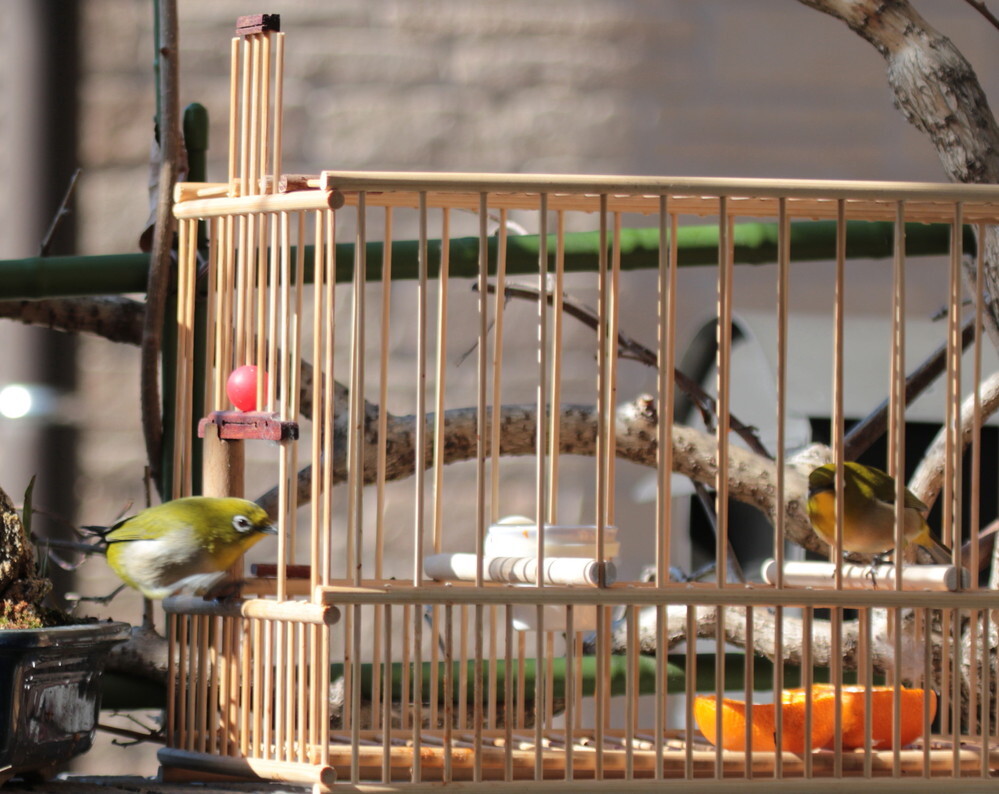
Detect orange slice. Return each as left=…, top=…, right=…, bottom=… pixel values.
left=807, top=684, right=937, bottom=750
left=693, top=690, right=837, bottom=754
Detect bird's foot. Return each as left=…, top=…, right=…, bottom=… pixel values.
left=67, top=583, right=127, bottom=606
left=865, top=553, right=893, bottom=589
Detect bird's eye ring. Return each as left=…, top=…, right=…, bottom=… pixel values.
left=233, top=515, right=253, bottom=533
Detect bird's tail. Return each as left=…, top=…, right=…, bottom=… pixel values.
left=915, top=532, right=953, bottom=565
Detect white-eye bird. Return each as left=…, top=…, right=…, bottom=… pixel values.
left=807, top=462, right=951, bottom=564
left=95, top=497, right=277, bottom=599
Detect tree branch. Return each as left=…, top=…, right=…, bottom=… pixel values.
left=797, top=0, right=999, bottom=348
left=256, top=395, right=822, bottom=554
left=909, top=369, right=999, bottom=508
left=607, top=603, right=936, bottom=683
left=963, top=0, right=999, bottom=33
left=141, top=0, right=184, bottom=492
left=0, top=296, right=145, bottom=344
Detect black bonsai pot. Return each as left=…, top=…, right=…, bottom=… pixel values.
left=0, top=621, right=131, bottom=785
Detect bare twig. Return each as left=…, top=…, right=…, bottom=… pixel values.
left=963, top=0, right=999, bottom=33
left=482, top=280, right=772, bottom=459
left=38, top=168, right=81, bottom=257
left=844, top=315, right=977, bottom=459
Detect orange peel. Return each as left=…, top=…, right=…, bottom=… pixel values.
left=810, top=684, right=937, bottom=750
left=693, top=689, right=837, bottom=754
left=694, top=685, right=937, bottom=754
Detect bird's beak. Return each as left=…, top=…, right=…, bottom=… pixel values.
left=261, top=524, right=279, bottom=535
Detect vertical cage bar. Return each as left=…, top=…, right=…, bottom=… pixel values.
left=410, top=192, right=429, bottom=782
left=321, top=208, right=336, bottom=588
left=227, top=37, right=239, bottom=187
left=429, top=206, right=450, bottom=734
left=443, top=603, right=454, bottom=783
left=285, top=621, right=296, bottom=762
left=432, top=207, right=450, bottom=560
left=606, top=212, right=620, bottom=540
left=596, top=193, right=609, bottom=571
left=775, top=198, right=789, bottom=584
left=489, top=210, right=508, bottom=524
left=548, top=209, right=565, bottom=523
left=944, top=204, right=964, bottom=561
left=348, top=195, right=367, bottom=781
left=270, top=32, right=284, bottom=191
left=204, top=221, right=218, bottom=424
left=713, top=603, right=724, bottom=779
left=475, top=193, right=491, bottom=781
left=459, top=607, right=468, bottom=733
left=773, top=603, right=784, bottom=779
left=264, top=213, right=278, bottom=412
left=975, top=225, right=988, bottom=777
left=952, top=606, right=962, bottom=775
left=657, top=202, right=676, bottom=586
left=296, top=622, right=307, bottom=762
left=237, top=37, right=250, bottom=194
left=833, top=200, right=846, bottom=585
left=743, top=604, right=754, bottom=778
left=625, top=605, right=637, bottom=780
left=565, top=604, right=575, bottom=780
left=716, top=202, right=732, bottom=587
left=195, top=614, right=210, bottom=753
left=982, top=609, right=991, bottom=776
left=262, top=620, right=274, bottom=760
left=401, top=604, right=411, bottom=732
left=593, top=193, right=609, bottom=783
left=487, top=606, right=498, bottom=730
left=382, top=605, right=393, bottom=782
left=287, top=213, right=305, bottom=560
left=372, top=206, right=394, bottom=734
left=414, top=191, right=428, bottom=587
left=861, top=608, right=872, bottom=778
left=889, top=202, right=905, bottom=583
left=229, top=618, right=243, bottom=756
left=504, top=605, right=514, bottom=782
left=167, top=613, right=177, bottom=746
left=256, top=32, right=270, bottom=193
left=348, top=193, right=367, bottom=584
left=476, top=192, right=489, bottom=585
left=654, top=602, right=665, bottom=780
left=309, top=210, right=324, bottom=593
left=684, top=605, right=695, bottom=780
left=207, top=615, right=220, bottom=756
left=246, top=36, right=260, bottom=196
left=803, top=606, right=813, bottom=778
left=251, top=618, right=263, bottom=756
left=534, top=194, right=549, bottom=780
left=973, top=224, right=985, bottom=584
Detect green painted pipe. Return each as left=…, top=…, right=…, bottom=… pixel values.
left=0, top=222, right=973, bottom=301
left=328, top=653, right=866, bottom=702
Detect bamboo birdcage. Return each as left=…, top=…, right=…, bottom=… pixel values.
left=159, top=13, right=999, bottom=793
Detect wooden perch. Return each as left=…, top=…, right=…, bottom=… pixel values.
left=424, top=553, right=615, bottom=586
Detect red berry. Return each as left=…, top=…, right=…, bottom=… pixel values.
left=227, top=365, right=267, bottom=411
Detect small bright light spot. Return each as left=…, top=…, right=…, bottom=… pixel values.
left=0, top=385, right=33, bottom=419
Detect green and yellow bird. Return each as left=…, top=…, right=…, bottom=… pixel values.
left=807, top=462, right=951, bottom=564
left=97, top=496, right=277, bottom=599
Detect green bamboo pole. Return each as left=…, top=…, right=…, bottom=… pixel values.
left=0, top=222, right=974, bottom=301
